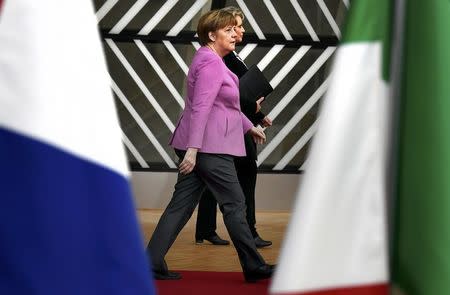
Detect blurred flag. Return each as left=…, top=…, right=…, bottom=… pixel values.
left=0, top=1, right=154, bottom=294
left=271, top=1, right=391, bottom=294
left=272, top=0, right=450, bottom=294
left=392, top=1, right=450, bottom=294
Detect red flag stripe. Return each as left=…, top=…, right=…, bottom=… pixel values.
left=275, top=283, right=389, bottom=295
left=0, top=0, right=3, bottom=13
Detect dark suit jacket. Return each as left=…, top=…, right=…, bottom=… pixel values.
left=223, top=52, right=265, bottom=160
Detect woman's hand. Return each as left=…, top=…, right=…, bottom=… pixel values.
left=261, top=116, right=272, bottom=128
left=179, top=148, right=198, bottom=175
left=249, top=126, right=266, bottom=144
left=255, top=97, right=264, bottom=113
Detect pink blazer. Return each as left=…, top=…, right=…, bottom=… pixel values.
left=169, top=47, right=253, bottom=157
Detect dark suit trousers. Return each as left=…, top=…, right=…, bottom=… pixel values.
left=147, top=151, right=265, bottom=273
left=196, top=156, right=258, bottom=238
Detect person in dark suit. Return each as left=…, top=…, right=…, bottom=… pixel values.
left=195, top=6, right=273, bottom=248
left=147, top=9, right=274, bottom=282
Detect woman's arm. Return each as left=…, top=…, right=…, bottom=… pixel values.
left=241, top=111, right=253, bottom=134
left=179, top=147, right=198, bottom=175
left=241, top=112, right=266, bottom=144
left=186, top=57, right=223, bottom=149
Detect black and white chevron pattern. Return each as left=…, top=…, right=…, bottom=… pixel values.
left=94, top=0, right=349, bottom=172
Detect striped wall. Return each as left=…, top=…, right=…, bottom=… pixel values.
left=94, top=0, right=349, bottom=172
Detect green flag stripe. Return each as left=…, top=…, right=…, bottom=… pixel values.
left=342, top=1, right=389, bottom=42
left=393, top=1, right=450, bottom=294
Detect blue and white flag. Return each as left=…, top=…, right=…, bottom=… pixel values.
left=0, top=1, right=155, bottom=294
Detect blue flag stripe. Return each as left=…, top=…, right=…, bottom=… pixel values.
left=0, top=127, right=154, bottom=295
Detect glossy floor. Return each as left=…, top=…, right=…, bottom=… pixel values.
left=138, top=210, right=290, bottom=272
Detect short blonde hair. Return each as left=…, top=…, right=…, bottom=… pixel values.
left=220, top=6, right=244, bottom=21
left=197, top=10, right=237, bottom=46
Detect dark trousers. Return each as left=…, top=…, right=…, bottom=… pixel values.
left=147, top=151, right=265, bottom=272
left=196, top=156, right=258, bottom=238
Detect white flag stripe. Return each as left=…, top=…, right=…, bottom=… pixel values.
left=191, top=41, right=201, bottom=51
left=290, top=0, right=320, bottom=41
left=271, top=43, right=389, bottom=293
left=0, top=0, right=128, bottom=176
left=111, top=79, right=177, bottom=168
left=135, top=40, right=185, bottom=108
left=121, top=131, right=150, bottom=168
left=163, top=41, right=189, bottom=75
left=257, top=79, right=328, bottom=165
left=273, top=121, right=318, bottom=170
left=236, top=0, right=266, bottom=40
left=138, top=0, right=179, bottom=35
left=166, top=0, right=208, bottom=36
left=270, top=46, right=311, bottom=89
left=106, top=39, right=175, bottom=132
left=95, top=0, right=119, bottom=22
left=316, top=0, right=342, bottom=39
left=257, top=45, right=285, bottom=71
left=268, top=47, right=335, bottom=121
left=263, top=0, right=293, bottom=40
left=237, top=43, right=258, bottom=60
left=109, top=0, right=149, bottom=34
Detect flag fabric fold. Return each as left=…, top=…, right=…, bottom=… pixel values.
left=270, top=1, right=391, bottom=294
left=0, top=0, right=154, bottom=294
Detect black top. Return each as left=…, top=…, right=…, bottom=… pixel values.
left=223, top=52, right=265, bottom=124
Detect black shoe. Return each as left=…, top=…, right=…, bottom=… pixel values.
left=196, top=234, right=230, bottom=245
left=243, top=264, right=275, bottom=283
left=254, top=236, right=272, bottom=248
left=153, top=269, right=182, bottom=280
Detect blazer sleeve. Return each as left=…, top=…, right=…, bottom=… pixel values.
left=186, top=58, right=223, bottom=149
left=241, top=112, right=253, bottom=134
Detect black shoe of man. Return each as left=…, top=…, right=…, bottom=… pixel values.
left=195, top=234, right=230, bottom=245
left=254, top=236, right=272, bottom=248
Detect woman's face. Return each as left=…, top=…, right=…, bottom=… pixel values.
left=234, top=16, right=245, bottom=43
left=211, top=24, right=237, bottom=55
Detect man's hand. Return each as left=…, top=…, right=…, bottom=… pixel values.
left=179, top=148, right=198, bottom=175
left=249, top=126, right=266, bottom=144
left=255, top=97, right=264, bottom=113
left=261, top=116, right=272, bottom=128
